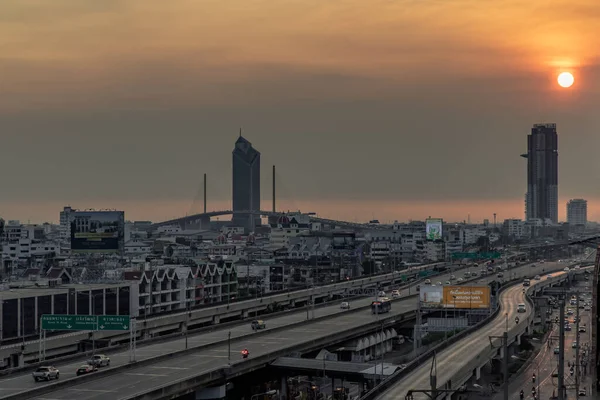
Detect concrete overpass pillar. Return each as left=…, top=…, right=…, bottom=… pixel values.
left=18, top=352, right=24, bottom=368
left=242, top=310, right=249, bottom=319
left=213, top=315, right=220, bottom=324
left=475, top=366, right=481, bottom=380
left=200, top=215, right=211, bottom=230
left=516, top=334, right=521, bottom=345
left=280, top=376, right=288, bottom=400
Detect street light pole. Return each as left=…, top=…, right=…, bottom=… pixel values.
left=92, top=295, right=96, bottom=355
left=185, top=304, right=190, bottom=350
left=228, top=331, right=231, bottom=364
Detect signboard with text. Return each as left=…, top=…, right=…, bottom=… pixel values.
left=425, top=218, right=443, bottom=241
left=98, top=315, right=130, bottom=331
left=41, top=315, right=97, bottom=331
left=442, top=286, right=491, bottom=309
left=41, top=314, right=130, bottom=331
left=418, top=285, right=491, bottom=309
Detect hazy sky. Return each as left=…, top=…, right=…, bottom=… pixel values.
left=2, top=0, right=599, bottom=223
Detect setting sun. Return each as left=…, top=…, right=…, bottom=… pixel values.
left=557, top=72, right=574, bottom=88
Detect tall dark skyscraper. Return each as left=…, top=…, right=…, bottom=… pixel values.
left=232, top=133, right=261, bottom=230
left=521, top=123, right=558, bottom=223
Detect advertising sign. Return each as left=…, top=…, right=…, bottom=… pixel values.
left=71, top=211, right=125, bottom=253
left=426, top=218, right=443, bottom=241
left=332, top=232, right=356, bottom=250
left=419, top=285, right=443, bottom=309
left=442, top=286, right=491, bottom=309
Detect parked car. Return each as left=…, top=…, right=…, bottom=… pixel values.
left=88, top=354, right=110, bottom=367
left=251, top=319, right=266, bottom=330
left=32, top=366, right=59, bottom=382
left=76, top=364, right=97, bottom=376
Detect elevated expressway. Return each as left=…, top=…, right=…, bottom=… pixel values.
left=0, top=262, right=574, bottom=400
left=0, top=263, right=446, bottom=364
left=374, top=269, right=582, bottom=399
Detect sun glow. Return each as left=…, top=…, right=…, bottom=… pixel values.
left=557, top=72, right=574, bottom=88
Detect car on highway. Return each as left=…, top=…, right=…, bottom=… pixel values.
left=424, top=280, right=431, bottom=285
left=534, top=275, right=541, bottom=280
left=497, top=272, right=504, bottom=278
left=579, top=325, right=586, bottom=333
left=378, top=291, right=387, bottom=297
left=554, top=347, right=560, bottom=355
left=457, top=278, right=464, bottom=283
left=564, top=267, right=570, bottom=272
left=517, top=303, right=526, bottom=313
left=32, top=366, right=59, bottom=382
left=445, top=281, right=451, bottom=285
left=340, top=301, right=350, bottom=309
left=88, top=354, right=110, bottom=367
left=436, top=281, right=442, bottom=286
left=251, top=320, right=266, bottom=330
left=565, top=324, right=572, bottom=331
left=579, top=387, right=587, bottom=396
left=391, top=290, right=400, bottom=298
left=572, top=341, right=578, bottom=349
left=450, top=275, right=456, bottom=280
left=585, top=305, right=591, bottom=311
left=76, top=364, right=97, bottom=376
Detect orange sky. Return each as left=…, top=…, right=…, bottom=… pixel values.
left=2, top=0, right=598, bottom=112
left=1, top=0, right=599, bottom=224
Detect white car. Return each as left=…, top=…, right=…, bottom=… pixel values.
left=378, top=291, right=386, bottom=297
left=564, top=267, right=570, bottom=272
left=391, top=290, right=400, bottom=298
left=424, top=279, right=431, bottom=285
left=534, top=275, right=541, bottom=280
left=340, top=301, right=350, bottom=310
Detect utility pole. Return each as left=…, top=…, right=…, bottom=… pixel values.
left=503, top=331, right=509, bottom=400
left=576, top=295, right=581, bottom=400
left=488, top=331, right=509, bottom=400
left=559, top=299, right=566, bottom=400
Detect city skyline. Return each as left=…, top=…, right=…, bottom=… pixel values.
left=1, top=0, right=599, bottom=224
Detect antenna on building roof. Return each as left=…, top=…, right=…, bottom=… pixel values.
left=239, top=128, right=242, bottom=137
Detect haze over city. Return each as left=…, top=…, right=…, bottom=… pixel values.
left=2, top=0, right=599, bottom=223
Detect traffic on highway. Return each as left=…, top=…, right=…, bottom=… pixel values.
left=374, top=262, right=583, bottom=400
left=0, top=260, right=575, bottom=400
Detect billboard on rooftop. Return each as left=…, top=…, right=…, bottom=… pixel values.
left=70, top=211, right=124, bottom=254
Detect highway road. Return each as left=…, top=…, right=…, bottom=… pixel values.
left=499, top=279, right=594, bottom=400
left=375, top=270, right=566, bottom=400
left=0, top=261, right=567, bottom=400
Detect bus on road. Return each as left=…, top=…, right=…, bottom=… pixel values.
left=371, top=298, right=392, bottom=314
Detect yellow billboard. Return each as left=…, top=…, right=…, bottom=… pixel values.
left=442, top=286, right=490, bottom=309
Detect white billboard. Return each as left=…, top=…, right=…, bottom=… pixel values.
left=426, top=218, right=443, bottom=241
left=419, top=285, right=443, bottom=308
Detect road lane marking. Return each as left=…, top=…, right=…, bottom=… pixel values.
left=193, top=354, right=228, bottom=358
left=0, top=388, right=31, bottom=391
left=124, top=373, right=168, bottom=377
left=68, top=389, right=116, bottom=393
left=150, top=366, right=189, bottom=370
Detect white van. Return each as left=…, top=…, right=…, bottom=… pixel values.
left=517, top=303, right=526, bottom=313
